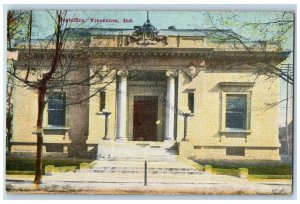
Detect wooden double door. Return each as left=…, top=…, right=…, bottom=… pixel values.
left=133, top=96, right=158, bottom=141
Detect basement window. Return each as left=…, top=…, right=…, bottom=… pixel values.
left=46, top=144, right=63, bottom=153
left=226, top=147, right=245, bottom=156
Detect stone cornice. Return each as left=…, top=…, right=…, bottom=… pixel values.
left=16, top=46, right=290, bottom=54
left=16, top=47, right=290, bottom=60
left=86, top=47, right=214, bottom=57
left=86, top=47, right=291, bottom=60
left=211, top=50, right=291, bottom=59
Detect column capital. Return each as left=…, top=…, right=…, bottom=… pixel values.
left=166, top=70, right=178, bottom=78
left=117, top=69, right=129, bottom=78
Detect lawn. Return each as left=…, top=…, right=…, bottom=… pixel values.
left=193, top=159, right=292, bottom=175
left=6, top=156, right=93, bottom=175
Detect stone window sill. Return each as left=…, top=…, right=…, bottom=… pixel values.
left=43, top=126, right=70, bottom=130
left=32, top=127, right=70, bottom=135
left=220, top=129, right=251, bottom=134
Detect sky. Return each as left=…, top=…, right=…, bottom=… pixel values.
left=32, top=11, right=293, bottom=44
left=29, top=10, right=294, bottom=127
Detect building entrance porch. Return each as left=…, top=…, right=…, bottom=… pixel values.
left=115, top=69, right=177, bottom=142
left=97, top=69, right=178, bottom=159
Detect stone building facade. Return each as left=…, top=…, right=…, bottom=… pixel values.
left=11, top=18, right=290, bottom=160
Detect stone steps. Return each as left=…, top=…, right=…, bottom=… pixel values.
left=78, top=159, right=203, bottom=176
left=93, top=167, right=196, bottom=171
left=93, top=160, right=184, bottom=167
left=92, top=142, right=206, bottom=180
left=105, top=156, right=177, bottom=162
left=77, top=167, right=203, bottom=175
left=97, top=142, right=178, bottom=161
left=78, top=170, right=203, bottom=175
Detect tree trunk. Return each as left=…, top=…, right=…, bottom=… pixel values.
left=6, top=115, right=12, bottom=153
left=6, top=83, right=14, bottom=153
left=34, top=87, right=46, bottom=185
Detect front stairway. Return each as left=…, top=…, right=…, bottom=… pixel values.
left=39, top=142, right=246, bottom=186
left=72, top=141, right=208, bottom=184
left=97, top=141, right=179, bottom=162
left=82, top=160, right=203, bottom=175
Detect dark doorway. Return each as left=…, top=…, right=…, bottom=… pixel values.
left=133, top=96, right=158, bottom=141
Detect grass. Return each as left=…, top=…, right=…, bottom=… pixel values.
left=212, top=168, right=239, bottom=177
left=6, top=170, right=35, bottom=175
left=248, top=175, right=292, bottom=179
left=194, top=159, right=292, bottom=175
left=6, top=157, right=93, bottom=175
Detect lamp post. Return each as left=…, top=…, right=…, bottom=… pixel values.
left=181, top=112, right=193, bottom=141
left=102, top=110, right=111, bottom=140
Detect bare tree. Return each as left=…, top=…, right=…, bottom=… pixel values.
left=205, top=11, right=294, bottom=85
left=7, top=10, right=117, bottom=185
left=6, top=10, right=33, bottom=153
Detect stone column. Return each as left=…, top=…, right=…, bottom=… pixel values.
left=165, top=70, right=177, bottom=141
left=116, top=70, right=128, bottom=141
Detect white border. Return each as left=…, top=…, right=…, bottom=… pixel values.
left=1, top=1, right=298, bottom=202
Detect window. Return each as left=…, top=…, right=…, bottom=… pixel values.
left=48, top=92, right=66, bottom=126
left=188, top=92, right=194, bottom=113
left=219, top=82, right=253, bottom=133
left=100, top=91, right=106, bottom=111
left=226, top=95, right=247, bottom=129
left=226, top=147, right=245, bottom=156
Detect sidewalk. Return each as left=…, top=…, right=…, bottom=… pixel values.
left=6, top=172, right=292, bottom=195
